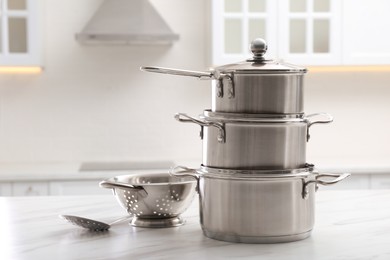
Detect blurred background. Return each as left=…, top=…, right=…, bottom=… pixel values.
left=0, top=0, right=389, bottom=195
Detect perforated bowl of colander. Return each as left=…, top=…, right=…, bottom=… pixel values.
left=99, top=173, right=197, bottom=228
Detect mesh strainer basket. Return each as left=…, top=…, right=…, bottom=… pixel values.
left=99, top=172, right=197, bottom=228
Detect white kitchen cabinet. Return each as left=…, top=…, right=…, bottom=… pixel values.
left=212, top=0, right=390, bottom=65
left=212, top=0, right=278, bottom=65
left=278, top=0, right=342, bottom=65
left=342, top=0, right=390, bottom=64
left=12, top=181, right=49, bottom=196
left=49, top=181, right=109, bottom=196
left=371, top=174, right=390, bottom=189
left=0, top=0, right=41, bottom=66
left=0, top=182, right=12, bottom=196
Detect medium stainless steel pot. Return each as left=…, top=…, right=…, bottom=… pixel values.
left=175, top=111, right=333, bottom=170
left=171, top=165, right=350, bottom=243
left=141, top=38, right=307, bottom=114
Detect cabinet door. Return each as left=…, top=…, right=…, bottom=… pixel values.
left=342, top=0, right=390, bottom=64
left=49, top=181, right=109, bottom=195
left=0, top=182, right=12, bottom=196
left=371, top=174, right=390, bottom=189
left=13, top=182, right=49, bottom=196
left=212, top=0, right=278, bottom=65
left=0, top=0, right=41, bottom=66
left=278, top=0, right=342, bottom=65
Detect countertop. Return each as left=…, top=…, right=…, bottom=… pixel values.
left=2, top=190, right=390, bottom=259
left=0, top=160, right=389, bottom=182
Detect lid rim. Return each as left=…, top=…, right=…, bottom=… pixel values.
left=213, top=60, right=307, bottom=74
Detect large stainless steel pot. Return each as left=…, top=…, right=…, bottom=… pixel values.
left=141, top=38, right=307, bottom=114
left=171, top=165, right=350, bottom=243
left=175, top=111, right=333, bottom=170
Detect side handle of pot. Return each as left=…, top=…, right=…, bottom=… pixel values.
left=99, top=180, right=148, bottom=197
left=302, top=173, right=351, bottom=199
left=306, top=113, right=334, bottom=141
left=174, top=113, right=226, bottom=143
left=140, top=66, right=214, bottom=80
left=170, top=165, right=200, bottom=193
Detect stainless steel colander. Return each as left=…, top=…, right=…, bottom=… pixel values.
left=99, top=172, right=197, bottom=228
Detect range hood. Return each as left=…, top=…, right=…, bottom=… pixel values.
left=76, top=0, right=179, bottom=44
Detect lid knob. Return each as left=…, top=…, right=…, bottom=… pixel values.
left=250, top=38, right=267, bottom=61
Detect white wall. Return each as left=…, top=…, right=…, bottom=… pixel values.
left=305, top=71, right=390, bottom=168
left=0, top=0, right=389, bottom=169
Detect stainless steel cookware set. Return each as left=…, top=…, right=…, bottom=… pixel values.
left=138, top=38, right=349, bottom=243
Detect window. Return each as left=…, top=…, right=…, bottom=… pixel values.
left=0, top=0, right=41, bottom=66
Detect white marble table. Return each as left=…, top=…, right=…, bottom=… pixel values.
left=2, top=190, right=390, bottom=259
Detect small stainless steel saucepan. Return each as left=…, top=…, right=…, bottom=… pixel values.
left=141, top=38, right=307, bottom=114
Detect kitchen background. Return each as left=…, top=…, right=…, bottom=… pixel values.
left=0, top=0, right=390, bottom=195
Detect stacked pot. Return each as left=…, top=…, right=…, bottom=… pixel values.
left=141, top=38, right=349, bottom=243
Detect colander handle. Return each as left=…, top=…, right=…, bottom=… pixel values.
left=99, top=180, right=148, bottom=197
left=170, top=165, right=199, bottom=180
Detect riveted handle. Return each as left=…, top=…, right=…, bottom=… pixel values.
left=306, top=113, right=334, bottom=141
left=175, top=113, right=226, bottom=143
left=99, top=180, right=148, bottom=197
left=302, top=173, right=350, bottom=199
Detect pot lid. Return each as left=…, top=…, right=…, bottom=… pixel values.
left=213, top=38, right=307, bottom=74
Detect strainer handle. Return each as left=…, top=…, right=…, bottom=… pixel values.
left=170, top=166, right=199, bottom=181
left=170, top=165, right=200, bottom=193
left=99, top=180, right=148, bottom=197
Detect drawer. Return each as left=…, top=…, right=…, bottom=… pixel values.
left=13, top=182, right=49, bottom=196
left=49, top=180, right=109, bottom=195
left=0, top=182, right=12, bottom=196
left=371, top=174, right=390, bottom=189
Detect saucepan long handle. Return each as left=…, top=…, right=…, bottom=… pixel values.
left=140, top=66, right=214, bottom=80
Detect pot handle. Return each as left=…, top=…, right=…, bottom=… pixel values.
left=175, top=113, right=226, bottom=143
left=170, top=165, right=200, bottom=193
left=140, top=66, right=236, bottom=100
left=99, top=180, right=148, bottom=197
left=302, top=173, right=351, bottom=199
left=140, top=66, right=214, bottom=80
left=306, top=113, right=334, bottom=141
